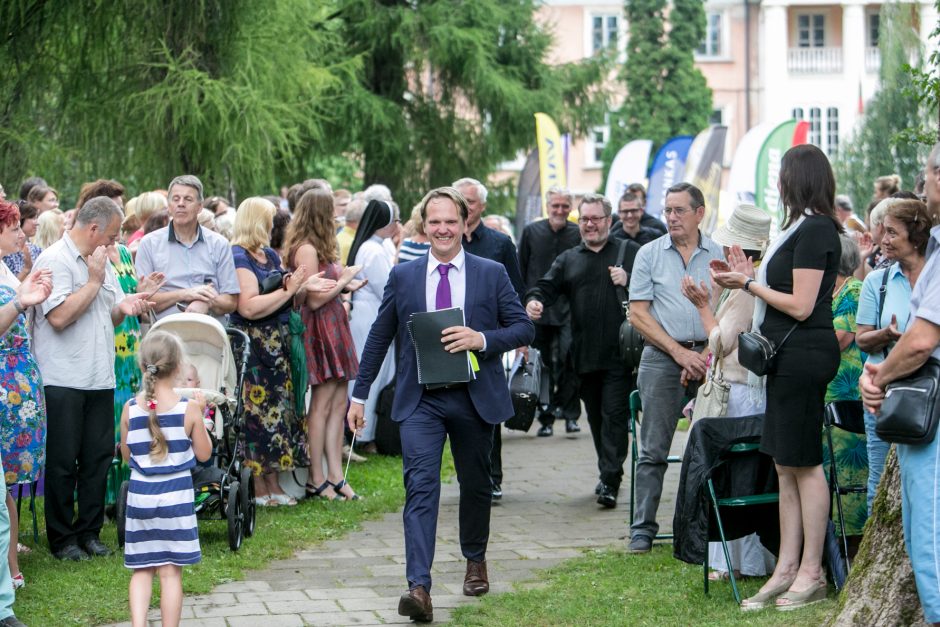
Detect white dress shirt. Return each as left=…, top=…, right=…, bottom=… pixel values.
left=426, top=248, right=467, bottom=311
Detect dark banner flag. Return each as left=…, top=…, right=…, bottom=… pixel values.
left=685, top=125, right=728, bottom=235
left=515, top=149, right=542, bottom=236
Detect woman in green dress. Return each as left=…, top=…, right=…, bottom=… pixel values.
left=106, top=243, right=163, bottom=501
left=823, top=234, right=868, bottom=538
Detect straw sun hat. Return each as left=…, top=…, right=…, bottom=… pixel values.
left=710, top=203, right=771, bottom=252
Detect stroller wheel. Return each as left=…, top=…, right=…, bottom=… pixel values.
left=226, top=481, right=243, bottom=551
left=240, top=467, right=256, bottom=538
left=116, top=480, right=130, bottom=548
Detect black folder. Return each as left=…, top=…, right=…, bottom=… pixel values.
left=407, top=307, right=473, bottom=387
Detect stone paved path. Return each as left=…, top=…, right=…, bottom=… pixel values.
left=112, top=420, right=688, bottom=626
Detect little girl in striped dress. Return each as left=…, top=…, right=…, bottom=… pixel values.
left=119, top=330, right=211, bottom=627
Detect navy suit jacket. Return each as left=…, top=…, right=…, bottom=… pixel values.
left=352, top=252, right=535, bottom=425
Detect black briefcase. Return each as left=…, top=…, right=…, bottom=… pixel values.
left=373, top=380, right=402, bottom=456
left=505, top=348, right=541, bottom=432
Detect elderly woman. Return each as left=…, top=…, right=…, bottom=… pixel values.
left=822, top=235, right=868, bottom=539
left=229, top=197, right=315, bottom=506
left=681, top=203, right=775, bottom=582
left=855, top=199, right=932, bottom=513
left=0, top=200, right=53, bottom=591
left=2, top=204, right=42, bottom=282
left=713, top=145, right=842, bottom=611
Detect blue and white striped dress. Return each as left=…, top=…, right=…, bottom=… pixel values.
left=124, top=398, right=200, bottom=569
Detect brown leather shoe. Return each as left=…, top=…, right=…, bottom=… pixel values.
left=398, top=585, right=433, bottom=622
left=463, top=559, right=489, bottom=596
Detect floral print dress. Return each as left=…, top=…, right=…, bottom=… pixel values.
left=823, top=277, right=869, bottom=536
left=0, top=284, right=46, bottom=485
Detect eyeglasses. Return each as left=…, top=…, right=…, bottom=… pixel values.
left=662, top=207, right=693, bottom=217
left=578, top=216, right=608, bottom=225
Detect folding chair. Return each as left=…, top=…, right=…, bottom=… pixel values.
left=823, top=400, right=867, bottom=569
left=704, top=442, right=779, bottom=604
left=629, top=389, right=682, bottom=541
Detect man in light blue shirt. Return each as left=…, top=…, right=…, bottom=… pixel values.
left=627, top=182, right=723, bottom=553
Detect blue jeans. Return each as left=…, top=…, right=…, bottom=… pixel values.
left=898, top=438, right=940, bottom=622
left=863, top=407, right=890, bottom=515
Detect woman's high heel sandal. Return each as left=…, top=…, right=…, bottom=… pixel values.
left=330, top=479, right=361, bottom=501
left=305, top=481, right=337, bottom=501
left=740, top=578, right=795, bottom=612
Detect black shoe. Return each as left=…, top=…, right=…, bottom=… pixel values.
left=596, top=483, right=618, bottom=509
left=565, top=419, right=581, bottom=434
left=594, top=481, right=603, bottom=496
left=0, top=615, right=27, bottom=627
left=537, top=424, right=553, bottom=437
left=491, top=483, right=502, bottom=501
left=627, top=534, right=653, bottom=554
left=81, top=537, right=112, bottom=557
left=53, top=544, right=90, bottom=561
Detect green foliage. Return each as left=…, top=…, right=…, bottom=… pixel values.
left=600, top=0, right=713, bottom=182
left=833, top=2, right=932, bottom=213
left=333, top=0, right=609, bottom=209
left=0, top=1, right=360, bottom=202
left=0, top=1, right=607, bottom=209
left=905, top=0, right=940, bottom=144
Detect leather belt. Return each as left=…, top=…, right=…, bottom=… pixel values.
left=426, top=382, right=467, bottom=391
left=677, top=340, right=707, bottom=349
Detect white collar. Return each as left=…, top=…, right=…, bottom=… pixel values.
left=427, top=248, right=466, bottom=277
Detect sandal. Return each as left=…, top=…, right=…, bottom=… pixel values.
left=305, top=481, right=337, bottom=500
left=253, top=495, right=278, bottom=507
left=11, top=573, right=24, bottom=590
left=16, top=543, right=30, bottom=554
left=776, top=579, right=828, bottom=611
left=269, top=493, right=297, bottom=506
left=330, top=479, right=361, bottom=501
left=708, top=569, right=742, bottom=582
left=740, top=577, right=795, bottom=612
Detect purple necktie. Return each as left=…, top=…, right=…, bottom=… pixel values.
left=435, top=263, right=453, bottom=310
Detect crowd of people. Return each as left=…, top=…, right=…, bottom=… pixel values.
left=0, top=140, right=939, bottom=625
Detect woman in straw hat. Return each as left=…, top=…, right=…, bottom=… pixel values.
left=680, top=202, right=776, bottom=582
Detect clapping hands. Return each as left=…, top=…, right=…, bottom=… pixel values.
left=17, top=268, right=53, bottom=308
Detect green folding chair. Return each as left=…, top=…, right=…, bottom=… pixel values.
left=704, top=442, right=780, bottom=603
left=628, top=389, right=683, bottom=541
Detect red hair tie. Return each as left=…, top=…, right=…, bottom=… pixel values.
left=147, top=399, right=157, bottom=410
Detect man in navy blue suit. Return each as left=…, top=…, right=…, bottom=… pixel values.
left=348, top=187, right=534, bottom=623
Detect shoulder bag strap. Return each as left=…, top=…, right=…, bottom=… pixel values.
left=877, top=263, right=894, bottom=358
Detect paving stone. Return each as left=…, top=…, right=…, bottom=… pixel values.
left=263, top=599, right=341, bottom=614
left=191, top=603, right=268, bottom=618
left=226, top=615, right=305, bottom=627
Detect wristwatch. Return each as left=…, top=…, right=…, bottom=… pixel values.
left=743, top=278, right=755, bottom=293
left=11, top=297, right=26, bottom=315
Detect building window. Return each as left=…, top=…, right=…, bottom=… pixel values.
left=585, top=114, right=610, bottom=168
left=697, top=12, right=723, bottom=57
left=797, top=14, right=826, bottom=48
left=827, top=107, right=839, bottom=156
left=592, top=14, right=619, bottom=55
left=709, top=108, right=724, bottom=126
left=868, top=13, right=880, bottom=47
left=792, top=106, right=840, bottom=155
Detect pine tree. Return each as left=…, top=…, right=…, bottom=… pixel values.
left=600, top=0, right=713, bottom=182
left=833, top=2, right=931, bottom=213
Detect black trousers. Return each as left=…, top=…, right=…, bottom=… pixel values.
left=578, top=368, right=632, bottom=491
left=533, top=323, right=581, bottom=425
left=44, top=386, right=115, bottom=552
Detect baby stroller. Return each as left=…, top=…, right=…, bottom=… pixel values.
left=116, top=313, right=254, bottom=552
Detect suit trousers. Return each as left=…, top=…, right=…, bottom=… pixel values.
left=578, top=368, right=632, bottom=491
left=533, top=323, right=580, bottom=425
left=400, top=385, right=494, bottom=591
left=44, top=386, right=115, bottom=552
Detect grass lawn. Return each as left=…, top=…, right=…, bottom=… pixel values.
left=451, top=545, right=835, bottom=627
left=12, top=452, right=443, bottom=625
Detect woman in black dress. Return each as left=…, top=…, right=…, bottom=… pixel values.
left=713, top=144, right=842, bottom=612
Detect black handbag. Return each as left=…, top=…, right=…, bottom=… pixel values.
left=738, top=279, right=834, bottom=377
left=614, top=240, right=644, bottom=371
left=875, top=357, right=940, bottom=445
left=505, top=348, right=541, bottom=432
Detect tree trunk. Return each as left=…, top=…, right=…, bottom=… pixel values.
left=829, top=449, right=926, bottom=626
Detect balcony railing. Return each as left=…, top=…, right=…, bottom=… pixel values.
left=787, top=47, right=843, bottom=73
left=865, top=46, right=880, bottom=73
